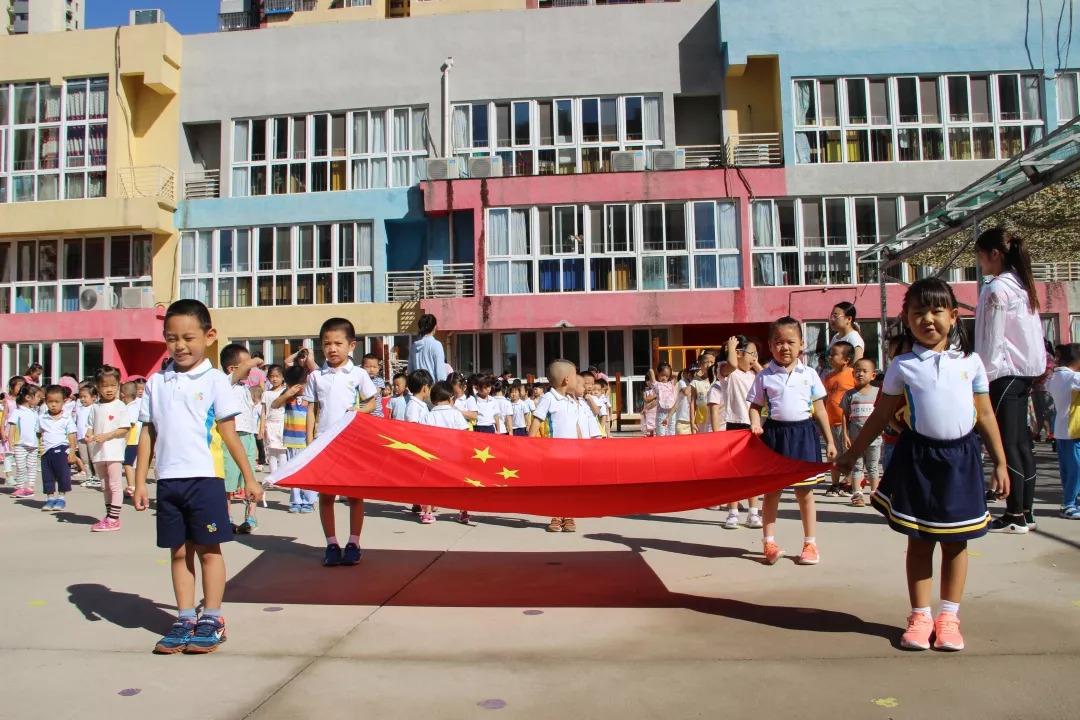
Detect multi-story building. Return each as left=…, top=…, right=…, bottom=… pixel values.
left=216, top=0, right=523, bottom=31
left=2, top=0, right=84, bottom=35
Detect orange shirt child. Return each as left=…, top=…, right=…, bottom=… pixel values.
left=823, top=367, right=855, bottom=427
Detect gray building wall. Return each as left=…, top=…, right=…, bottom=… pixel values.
left=785, top=160, right=1002, bottom=197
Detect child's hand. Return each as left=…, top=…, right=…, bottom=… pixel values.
left=727, top=336, right=739, bottom=351
left=84, top=432, right=94, bottom=445
left=825, top=443, right=838, bottom=461
left=750, top=423, right=764, bottom=436
left=245, top=478, right=264, bottom=503
left=834, top=451, right=854, bottom=474
left=990, top=463, right=1010, bottom=499
left=286, top=383, right=304, bottom=398
left=133, top=484, right=150, bottom=511
left=842, top=435, right=851, bottom=451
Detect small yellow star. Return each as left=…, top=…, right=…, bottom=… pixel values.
left=496, top=467, right=519, bottom=480
left=378, top=434, right=439, bottom=461
left=472, top=447, right=495, bottom=463
left=464, top=478, right=485, bottom=487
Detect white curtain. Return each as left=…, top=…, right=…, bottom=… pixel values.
left=357, top=223, right=373, bottom=267
left=231, top=168, right=250, bottom=197
left=38, top=174, right=58, bottom=201
left=233, top=121, right=249, bottom=163
left=87, top=172, right=106, bottom=198
left=756, top=254, right=775, bottom=286
left=66, top=173, right=85, bottom=199
left=643, top=96, right=660, bottom=141
left=510, top=209, right=529, bottom=255
left=352, top=112, right=368, bottom=154
left=88, top=125, right=106, bottom=165
left=352, top=159, right=369, bottom=189
left=488, top=209, right=509, bottom=256
left=795, top=133, right=812, bottom=164
left=412, top=108, right=427, bottom=151
left=488, top=261, right=509, bottom=294
left=1022, top=75, right=1042, bottom=120
left=796, top=81, right=813, bottom=125
left=89, top=80, right=108, bottom=119
left=1057, top=74, right=1078, bottom=123
left=511, top=261, right=531, bottom=294
left=371, top=111, right=386, bottom=153
left=392, top=109, right=409, bottom=152
left=42, top=88, right=61, bottom=122
left=452, top=106, right=469, bottom=150
left=391, top=157, right=409, bottom=187
left=752, top=201, right=775, bottom=247
left=370, top=158, right=387, bottom=188
left=414, top=156, right=426, bottom=182
left=67, top=126, right=86, bottom=166
left=66, top=85, right=87, bottom=119
left=718, top=255, right=739, bottom=288
left=717, top=201, right=737, bottom=249
left=179, top=279, right=196, bottom=300
left=358, top=272, right=373, bottom=302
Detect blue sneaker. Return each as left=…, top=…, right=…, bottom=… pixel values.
left=323, top=543, right=342, bottom=567
left=299, top=504, right=314, bottom=514
left=184, top=615, right=226, bottom=654
left=242, top=516, right=258, bottom=533
left=288, top=504, right=301, bottom=514
left=41, top=498, right=57, bottom=512
left=342, top=542, right=362, bottom=566
left=53, top=497, right=66, bottom=512
left=154, top=619, right=196, bottom=654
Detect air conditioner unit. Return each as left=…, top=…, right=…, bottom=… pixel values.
left=79, top=285, right=109, bottom=311
left=611, top=150, right=646, bottom=172
left=733, top=144, right=771, bottom=166
left=130, top=9, right=165, bottom=24
left=468, top=156, right=503, bottom=179
left=426, top=157, right=461, bottom=181
left=121, top=287, right=156, bottom=309
left=650, top=148, right=686, bottom=171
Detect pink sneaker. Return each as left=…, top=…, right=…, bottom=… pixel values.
left=762, top=541, right=785, bottom=565
left=91, top=518, right=120, bottom=532
left=13, top=487, right=34, bottom=498
left=420, top=512, right=435, bottom=524
left=797, top=542, right=820, bottom=565
left=933, top=612, right=965, bottom=651
left=900, top=612, right=934, bottom=650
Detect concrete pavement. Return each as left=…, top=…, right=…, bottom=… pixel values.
left=1, top=444, right=1078, bottom=720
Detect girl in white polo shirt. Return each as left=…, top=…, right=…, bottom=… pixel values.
left=837, top=278, right=1009, bottom=653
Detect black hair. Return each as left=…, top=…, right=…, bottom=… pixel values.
left=265, top=363, right=284, bottom=379
left=417, top=313, right=438, bottom=336
left=833, top=301, right=857, bottom=320
left=448, top=371, right=472, bottom=397
left=134, top=377, right=146, bottom=385
left=8, top=376, right=25, bottom=393
left=581, top=370, right=596, bottom=380
left=407, top=369, right=434, bottom=395
left=25, top=362, right=43, bottom=374
left=219, top=343, right=249, bottom=370
left=831, top=341, right=855, bottom=362
left=1058, top=343, right=1080, bottom=366
left=251, top=351, right=264, bottom=360
left=320, top=317, right=356, bottom=342
left=164, top=299, right=213, bottom=332
left=901, top=277, right=972, bottom=355
left=854, top=356, right=877, bottom=370
left=361, top=353, right=380, bottom=364
left=492, top=379, right=504, bottom=393
left=44, top=384, right=66, bottom=400
left=471, top=373, right=492, bottom=390
left=655, top=362, right=672, bottom=377
left=15, top=384, right=36, bottom=406
left=769, top=316, right=803, bottom=341
left=430, top=380, right=454, bottom=404
left=283, top=364, right=308, bottom=387
left=120, top=381, right=138, bottom=398
left=597, top=377, right=609, bottom=387
left=94, top=365, right=122, bottom=385
left=79, top=383, right=98, bottom=397
left=392, top=372, right=407, bottom=382
left=975, top=228, right=1040, bottom=312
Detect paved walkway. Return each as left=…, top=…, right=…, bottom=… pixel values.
left=1, top=444, right=1078, bottom=719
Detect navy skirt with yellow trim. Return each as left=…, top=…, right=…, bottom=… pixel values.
left=761, top=418, right=822, bottom=487
left=871, top=430, right=989, bottom=542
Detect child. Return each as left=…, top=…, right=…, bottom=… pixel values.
left=0, top=376, right=22, bottom=485
left=575, top=374, right=603, bottom=440
left=669, top=367, right=696, bottom=435
left=828, top=301, right=865, bottom=361
left=473, top=375, right=499, bottom=434
left=85, top=366, right=131, bottom=529
left=388, top=372, right=408, bottom=420
left=39, top=385, right=77, bottom=511
left=261, top=365, right=288, bottom=475
left=362, top=354, right=386, bottom=418
left=748, top=316, right=835, bottom=566
left=595, top=378, right=612, bottom=436
left=272, top=362, right=318, bottom=513
left=1047, top=343, right=1080, bottom=518
left=840, top=358, right=882, bottom=507
left=220, top=344, right=263, bottom=534
left=403, top=369, right=435, bottom=522
left=250, top=385, right=265, bottom=470
left=75, top=384, right=100, bottom=487
left=134, top=299, right=263, bottom=654
left=718, top=335, right=764, bottom=529
left=691, top=350, right=717, bottom=433
left=7, top=384, right=41, bottom=498
left=509, top=383, right=529, bottom=437
left=822, top=341, right=856, bottom=496
left=530, top=360, right=581, bottom=533
left=120, top=381, right=141, bottom=498
left=641, top=374, right=658, bottom=437
left=420, top=379, right=472, bottom=525
left=493, top=379, right=513, bottom=435
left=653, top=363, right=677, bottom=437
left=304, top=317, right=378, bottom=568
left=836, top=278, right=1008, bottom=651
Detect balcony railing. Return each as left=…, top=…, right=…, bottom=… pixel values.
left=681, top=133, right=783, bottom=169
left=1032, top=262, right=1080, bottom=282
left=218, top=11, right=254, bottom=30
left=117, top=165, right=176, bottom=204
left=386, top=264, right=475, bottom=302
left=265, top=0, right=316, bottom=13
left=183, top=170, right=220, bottom=200
left=539, top=0, right=674, bottom=6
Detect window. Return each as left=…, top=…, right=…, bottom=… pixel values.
left=231, top=106, right=427, bottom=197
left=1057, top=71, right=1079, bottom=125
left=178, top=222, right=375, bottom=309
left=794, top=73, right=1044, bottom=164
left=1, top=340, right=104, bottom=384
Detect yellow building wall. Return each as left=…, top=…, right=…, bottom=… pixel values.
left=212, top=302, right=419, bottom=346
left=409, top=0, right=526, bottom=18
left=723, top=55, right=781, bottom=138
left=264, top=0, right=386, bottom=25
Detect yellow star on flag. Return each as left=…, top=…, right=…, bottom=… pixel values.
left=472, top=447, right=495, bottom=463
left=496, top=467, right=519, bottom=480
left=464, top=478, right=485, bottom=487
left=378, top=434, right=439, bottom=461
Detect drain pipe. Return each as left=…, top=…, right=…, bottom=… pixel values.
left=441, top=56, right=455, bottom=264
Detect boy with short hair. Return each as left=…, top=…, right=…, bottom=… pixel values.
left=219, top=343, right=263, bottom=533
left=304, top=317, right=378, bottom=567
left=1047, top=343, right=1080, bottom=518
left=361, top=353, right=386, bottom=418
left=841, top=358, right=882, bottom=507
left=828, top=302, right=865, bottom=362
left=134, top=299, right=263, bottom=654
left=530, top=360, right=581, bottom=533
left=823, top=341, right=856, bottom=496
left=388, top=372, right=408, bottom=420
left=120, top=381, right=141, bottom=498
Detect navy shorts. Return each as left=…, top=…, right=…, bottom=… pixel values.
left=726, top=422, right=752, bottom=431
left=761, top=418, right=822, bottom=487
left=513, top=427, right=528, bottom=437
left=123, top=445, right=138, bottom=468
left=474, top=425, right=496, bottom=434
left=156, top=477, right=234, bottom=549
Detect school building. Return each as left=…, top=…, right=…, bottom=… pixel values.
left=1, top=0, right=1079, bottom=415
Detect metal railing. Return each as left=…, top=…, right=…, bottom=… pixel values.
left=385, top=263, right=475, bottom=302
left=264, top=0, right=317, bottom=12
left=183, top=170, right=220, bottom=200
left=681, top=133, right=783, bottom=169
left=117, top=165, right=176, bottom=204
left=218, top=11, right=254, bottom=30
left=541, top=0, right=674, bottom=5
left=1032, top=262, right=1080, bottom=282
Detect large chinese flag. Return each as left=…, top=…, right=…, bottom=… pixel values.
left=268, top=413, right=829, bottom=517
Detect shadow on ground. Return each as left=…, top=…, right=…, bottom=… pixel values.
left=66, top=583, right=177, bottom=635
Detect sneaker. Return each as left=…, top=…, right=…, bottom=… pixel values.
left=762, top=541, right=785, bottom=565
left=457, top=511, right=471, bottom=525
left=723, top=511, right=740, bottom=530
left=547, top=517, right=563, bottom=533
left=797, top=542, right=820, bottom=565
left=154, top=618, right=196, bottom=654
left=851, top=492, right=867, bottom=507
left=706, top=505, right=722, bottom=511
left=420, top=512, right=435, bottom=524
left=1024, top=511, right=1038, bottom=530
left=933, top=612, right=965, bottom=651
left=83, top=478, right=102, bottom=488
left=746, top=513, right=763, bottom=529
left=838, top=485, right=852, bottom=497
left=988, top=514, right=1028, bottom=534
left=184, top=615, right=226, bottom=654
left=53, top=498, right=66, bottom=512
left=1060, top=506, right=1080, bottom=519
left=91, top=518, right=120, bottom=532
left=341, top=542, right=362, bottom=566
left=288, top=504, right=301, bottom=514
left=13, top=487, right=33, bottom=498
left=299, top=504, right=314, bottom=514
left=323, top=544, right=342, bottom=567
left=233, top=488, right=245, bottom=501
left=900, top=612, right=934, bottom=650
left=824, top=486, right=839, bottom=497
left=561, top=518, right=577, bottom=533
left=42, top=498, right=57, bottom=511
left=241, top=516, right=258, bottom=533
left=410, top=504, right=422, bottom=513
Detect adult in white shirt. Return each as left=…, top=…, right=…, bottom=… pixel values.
left=974, top=228, right=1046, bottom=533
left=828, top=301, right=865, bottom=362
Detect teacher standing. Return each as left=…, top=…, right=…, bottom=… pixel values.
left=974, top=229, right=1045, bottom=535
left=408, top=313, right=448, bottom=383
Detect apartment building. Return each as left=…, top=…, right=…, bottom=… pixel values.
left=217, top=0, right=525, bottom=30
left=3, top=0, right=84, bottom=35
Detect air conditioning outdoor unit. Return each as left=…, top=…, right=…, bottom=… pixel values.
left=430, top=277, right=466, bottom=299
left=468, top=156, right=503, bottom=179
left=733, top=144, right=771, bottom=166
left=79, top=285, right=109, bottom=311
left=426, top=157, right=461, bottom=181
left=130, top=9, right=165, bottom=25
left=121, top=287, right=156, bottom=309
left=650, top=148, right=686, bottom=171
left=611, top=150, right=646, bottom=172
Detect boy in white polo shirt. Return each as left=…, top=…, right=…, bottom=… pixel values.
left=530, top=360, right=582, bottom=533
left=134, top=299, right=263, bottom=655
left=303, top=317, right=378, bottom=568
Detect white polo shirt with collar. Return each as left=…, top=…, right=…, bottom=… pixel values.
left=423, top=405, right=470, bottom=431
left=404, top=396, right=430, bottom=424
left=883, top=343, right=989, bottom=440
left=533, top=389, right=580, bottom=439
left=747, top=360, right=827, bottom=422
left=302, top=360, right=377, bottom=436
left=140, top=359, right=243, bottom=480
left=474, top=395, right=499, bottom=428
left=577, top=398, right=602, bottom=439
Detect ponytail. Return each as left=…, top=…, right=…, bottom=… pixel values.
left=975, top=228, right=1040, bottom=312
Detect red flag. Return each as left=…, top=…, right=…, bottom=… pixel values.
left=268, top=413, right=829, bottom=518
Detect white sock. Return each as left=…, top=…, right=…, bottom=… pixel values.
left=763, top=536, right=775, bottom=545
left=348, top=534, right=360, bottom=545
left=748, top=508, right=760, bottom=516
left=912, top=606, right=932, bottom=617
left=939, top=600, right=959, bottom=616
left=326, top=536, right=338, bottom=546
left=727, top=508, right=739, bottom=516
left=804, top=537, right=816, bottom=545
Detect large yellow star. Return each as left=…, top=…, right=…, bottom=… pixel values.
left=496, top=467, right=519, bottom=481
left=472, top=446, right=495, bottom=463
left=378, top=434, right=439, bottom=461
left=464, top=478, right=485, bottom=487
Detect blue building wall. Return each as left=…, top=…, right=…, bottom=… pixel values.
left=718, top=0, right=1080, bottom=165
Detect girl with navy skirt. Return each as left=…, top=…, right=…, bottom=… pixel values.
left=837, top=278, right=1009, bottom=653
left=748, top=317, right=837, bottom=567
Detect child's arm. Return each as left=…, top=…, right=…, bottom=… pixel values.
left=306, top=401, right=318, bottom=446
left=709, top=403, right=722, bottom=431
left=132, top=425, right=154, bottom=511
left=812, top=399, right=836, bottom=459
left=835, top=394, right=903, bottom=474
left=229, top=356, right=265, bottom=385
left=219, top=417, right=263, bottom=501
left=749, top=404, right=764, bottom=435
left=974, top=393, right=1010, bottom=499
left=66, top=431, right=76, bottom=461
left=271, top=384, right=302, bottom=410
left=357, top=396, right=377, bottom=414
left=720, top=337, right=739, bottom=378
left=840, top=398, right=852, bottom=450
